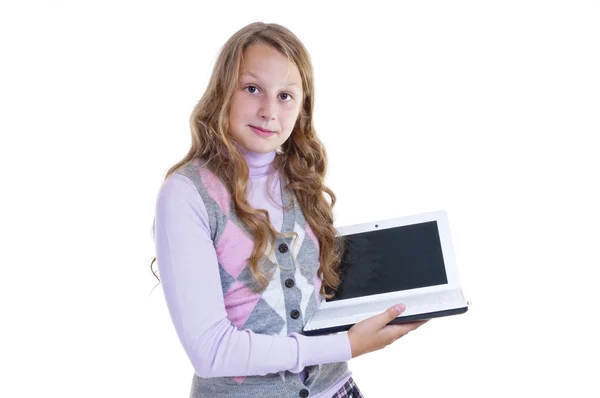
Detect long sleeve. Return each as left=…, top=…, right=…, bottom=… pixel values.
left=153, top=173, right=352, bottom=378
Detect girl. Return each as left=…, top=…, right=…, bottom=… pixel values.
left=151, top=22, right=427, bottom=398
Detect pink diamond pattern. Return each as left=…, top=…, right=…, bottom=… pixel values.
left=224, top=281, right=261, bottom=329
left=198, top=167, right=231, bottom=215
left=232, top=376, right=245, bottom=384
left=215, top=220, right=253, bottom=279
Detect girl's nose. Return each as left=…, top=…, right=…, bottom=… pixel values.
left=258, top=99, right=277, bottom=120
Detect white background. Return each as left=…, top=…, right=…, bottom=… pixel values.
left=1, top=1, right=599, bottom=397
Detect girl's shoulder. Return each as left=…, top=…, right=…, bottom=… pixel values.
left=175, top=157, right=221, bottom=181
left=168, top=158, right=232, bottom=209
left=158, top=172, right=199, bottom=202
left=175, top=157, right=209, bottom=174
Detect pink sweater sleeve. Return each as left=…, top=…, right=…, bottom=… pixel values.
left=153, top=174, right=352, bottom=378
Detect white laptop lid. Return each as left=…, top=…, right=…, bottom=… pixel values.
left=323, top=210, right=462, bottom=305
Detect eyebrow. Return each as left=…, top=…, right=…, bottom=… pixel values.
left=240, top=72, right=300, bottom=88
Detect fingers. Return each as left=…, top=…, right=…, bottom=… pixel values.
left=386, top=319, right=429, bottom=339
left=378, top=323, right=414, bottom=344
left=403, top=319, right=429, bottom=331
left=375, top=304, right=406, bottom=327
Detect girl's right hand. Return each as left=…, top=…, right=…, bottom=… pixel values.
left=347, top=304, right=428, bottom=358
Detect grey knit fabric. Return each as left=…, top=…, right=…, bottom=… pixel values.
left=178, top=160, right=347, bottom=397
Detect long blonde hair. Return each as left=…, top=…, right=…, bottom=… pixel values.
left=150, top=22, right=343, bottom=298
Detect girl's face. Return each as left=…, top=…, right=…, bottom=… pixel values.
left=229, top=44, right=303, bottom=154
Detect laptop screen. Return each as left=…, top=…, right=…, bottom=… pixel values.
left=326, top=221, right=448, bottom=302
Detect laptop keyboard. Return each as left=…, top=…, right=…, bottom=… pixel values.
left=307, top=289, right=465, bottom=327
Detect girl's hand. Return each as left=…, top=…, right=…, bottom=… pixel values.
left=347, top=304, right=429, bottom=358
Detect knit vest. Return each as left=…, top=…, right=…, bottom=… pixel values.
left=177, top=159, right=348, bottom=398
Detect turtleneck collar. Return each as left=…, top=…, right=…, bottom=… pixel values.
left=233, top=141, right=277, bottom=178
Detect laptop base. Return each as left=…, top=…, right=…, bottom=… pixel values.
left=303, top=306, right=468, bottom=336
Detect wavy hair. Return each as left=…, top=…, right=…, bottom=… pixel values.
left=150, top=22, right=343, bottom=298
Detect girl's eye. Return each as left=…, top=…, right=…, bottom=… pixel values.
left=245, top=86, right=293, bottom=101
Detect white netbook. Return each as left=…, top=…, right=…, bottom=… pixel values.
left=303, top=210, right=470, bottom=336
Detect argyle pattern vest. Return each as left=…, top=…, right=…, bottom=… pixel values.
left=177, top=159, right=348, bottom=398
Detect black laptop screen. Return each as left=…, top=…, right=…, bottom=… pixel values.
left=326, top=221, right=448, bottom=302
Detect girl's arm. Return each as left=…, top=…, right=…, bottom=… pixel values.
left=153, top=174, right=352, bottom=378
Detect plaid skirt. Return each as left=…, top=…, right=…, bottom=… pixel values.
left=331, top=377, right=364, bottom=398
